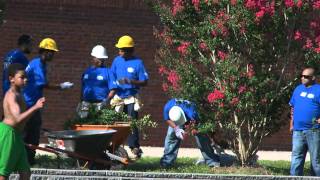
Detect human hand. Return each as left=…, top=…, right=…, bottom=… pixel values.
left=174, top=126, right=185, bottom=140
left=60, top=82, right=74, bottom=89
left=35, top=97, right=45, bottom=109
left=117, top=78, right=131, bottom=85
left=191, top=129, right=199, bottom=136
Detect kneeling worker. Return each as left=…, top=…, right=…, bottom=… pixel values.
left=160, top=98, right=221, bottom=168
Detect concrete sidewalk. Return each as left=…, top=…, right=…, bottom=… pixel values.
left=37, top=145, right=308, bottom=161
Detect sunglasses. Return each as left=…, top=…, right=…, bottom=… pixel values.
left=301, top=75, right=313, bottom=79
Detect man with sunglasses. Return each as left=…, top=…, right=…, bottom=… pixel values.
left=289, top=67, right=320, bottom=176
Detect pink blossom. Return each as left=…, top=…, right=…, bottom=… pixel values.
left=217, top=50, right=227, bottom=60
left=207, top=89, right=225, bottom=103
left=238, top=86, right=247, bottom=94
left=230, top=0, right=237, bottom=6
left=285, top=0, right=294, bottom=8
left=177, top=42, right=191, bottom=55
left=167, top=71, right=180, bottom=90
left=296, top=0, right=303, bottom=8
left=158, top=66, right=168, bottom=75
left=211, top=30, right=218, bottom=38
left=294, top=31, right=302, bottom=40
left=192, top=0, right=200, bottom=11
left=313, top=0, right=320, bottom=9
left=304, top=38, right=313, bottom=49
left=247, top=64, right=255, bottom=78
left=162, top=83, right=169, bottom=92
left=310, top=21, right=318, bottom=29
left=245, top=0, right=256, bottom=9
left=314, top=47, right=320, bottom=53
left=219, top=103, right=224, bottom=108
left=230, top=97, right=240, bottom=106
left=255, top=10, right=265, bottom=18
left=172, top=0, right=184, bottom=16
left=199, top=42, right=208, bottom=51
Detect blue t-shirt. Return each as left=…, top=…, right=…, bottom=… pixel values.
left=111, top=56, right=149, bottom=98
left=81, top=66, right=117, bottom=102
left=23, top=57, right=47, bottom=107
left=289, top=84, right=320, bottom=130
left=163, top=98, right=199, bottom=122
left=2, top=49, right=29, bottom=95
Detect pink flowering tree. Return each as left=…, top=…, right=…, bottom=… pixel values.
left=150, top=0, right=320, bottom=166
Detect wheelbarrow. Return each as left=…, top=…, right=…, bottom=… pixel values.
left=26, top=129, right=129, bottom=170
left=72, top=122, right=132, bottom=170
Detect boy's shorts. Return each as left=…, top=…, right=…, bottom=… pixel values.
left=0, top=122, right=30, bottom=177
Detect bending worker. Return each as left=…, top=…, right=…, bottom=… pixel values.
left=77, top=45, right=117, bottom=118
left=160, top=98, right=221, bottom=168
left=23, top=38, right=73, bottom=165
left=110, top=35, right=149, bottom=159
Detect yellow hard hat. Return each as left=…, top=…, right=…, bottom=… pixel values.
left=115, top=35, right=134, bottom=48
left=39, top=38, right=59, bottom=51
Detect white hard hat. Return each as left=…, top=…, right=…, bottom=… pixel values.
left=91, top=45, right=108, bottom=59
left=169, top=106, right=187, bottom=126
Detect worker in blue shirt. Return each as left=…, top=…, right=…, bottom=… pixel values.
left=23, top=38, right=73, bottom=165
left=2, top=34, right=32, bottom=95
left=160, top=98, right=221, bottom=168
left=110, top=35, right=149, bottom=159
left=77, top=45, right=117, bottom=118
left=289, top=67, right=320, bottom=176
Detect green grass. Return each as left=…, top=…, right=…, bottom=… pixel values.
left=33, top=155, right=313, bottom=176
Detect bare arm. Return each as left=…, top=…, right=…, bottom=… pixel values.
left=7, top=96, right=45, bottom=124
left=44, top=83, right=61, bottom=90
left=290, top=107, right=293, bottom=133
left=166, top=119, right=177, bottom=129
left=107, top=89, right=116, bottom=101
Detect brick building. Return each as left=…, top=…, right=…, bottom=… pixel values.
left=0, top=0, right=291, bottom=150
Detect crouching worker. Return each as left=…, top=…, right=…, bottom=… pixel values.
left=77, top=45, right=117, bottom=118
left=0, top=64, right=45, bottom=180
left=160, top=98, right=220, bottom=168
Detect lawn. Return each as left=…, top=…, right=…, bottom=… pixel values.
left=32, top=155, right=312, bottom=176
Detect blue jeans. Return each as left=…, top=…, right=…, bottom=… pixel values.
left=160, top=126, right=220, bottom=167
left=290, top=129, right=320, bottom=176
left=123, top=103, right=140, bottom=149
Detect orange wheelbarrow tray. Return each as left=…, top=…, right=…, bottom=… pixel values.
left=72, top=122, right=131, bottom=153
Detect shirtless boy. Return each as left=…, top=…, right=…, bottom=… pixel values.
left=0, top=63, right=45, bottom=180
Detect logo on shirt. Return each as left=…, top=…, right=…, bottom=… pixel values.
left=127, top=67, right=134, bottom=73
left=84, top=74, right=88, bottom=79
left=97, top=75, right=104, bottom=80
left=300, top=92, right=315, bottom=99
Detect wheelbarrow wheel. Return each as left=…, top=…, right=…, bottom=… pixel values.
left=110, top=146, right=129, bottom=170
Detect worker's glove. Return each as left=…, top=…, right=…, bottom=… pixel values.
left=174, top=126, right=185, bottom=140
left=60, top=82, right=74, bottom=89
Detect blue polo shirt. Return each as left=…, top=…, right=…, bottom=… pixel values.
left=2, top=49, right=29, bottom=95
left=163, top=98, right=199, bottom=122
left=289, top=83, right=320, bottom=130
left=23, top=57, right=47, bottom=107
left=81, top=67, right=117, bottom=102
left=111, top=55, right=149, bottom=98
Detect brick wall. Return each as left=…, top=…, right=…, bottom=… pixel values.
left=0, top=0, right=292, bottom=150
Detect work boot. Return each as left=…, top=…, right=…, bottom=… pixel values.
left=131, top=148, right=143, bottom=159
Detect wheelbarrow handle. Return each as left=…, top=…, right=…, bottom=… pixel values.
left=105, top=151, right=129, bottom=165
left=25, top=143, right=111, bottom=166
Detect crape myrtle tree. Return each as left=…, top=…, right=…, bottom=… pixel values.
left=150, top=0, right=320, bottom=166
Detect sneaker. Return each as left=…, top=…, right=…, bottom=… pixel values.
left=131, top=148, right=143, bottom=159
left=208, top=162, right=221, bottom=168
left=195, top=158, right=205, bottom=165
